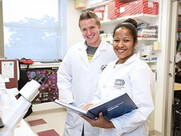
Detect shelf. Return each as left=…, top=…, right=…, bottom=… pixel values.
left=101, top=14, right=159, bottom=25
left=20, top=62, right=60, bottom=69
left=144, top=60, right=157, bottom=63
left=138, top=38, right=157, bottom=41
left=103, top=38, right=157, bottom=44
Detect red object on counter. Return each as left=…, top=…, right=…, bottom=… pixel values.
left=19, top=58, right=34, bottom=64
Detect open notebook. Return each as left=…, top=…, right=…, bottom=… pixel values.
left=54, top=93, right=137, bottom=121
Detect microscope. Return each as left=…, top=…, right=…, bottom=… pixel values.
left=0, top=74, right=46, bottom=136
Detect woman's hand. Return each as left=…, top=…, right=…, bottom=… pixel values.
left=80, top=112, right=115, bottom=129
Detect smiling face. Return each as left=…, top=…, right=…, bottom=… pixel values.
left=79, top=18, right=101, bottom=47
left=113, top=27, right=137, bottom=64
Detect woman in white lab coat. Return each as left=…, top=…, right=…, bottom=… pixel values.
left=57, top=11, right=116, bottom=136
left=81, top=18, right=155, bottom=136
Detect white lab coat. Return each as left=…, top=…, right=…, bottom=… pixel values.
left=57, top=40, right=117, bottom=136
left=93, top=54, right=154, bottom=136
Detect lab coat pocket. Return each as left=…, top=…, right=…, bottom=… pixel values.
left=66, top=110, right=79, bottom=124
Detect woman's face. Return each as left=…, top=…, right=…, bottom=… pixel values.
left=79, top=18, right=101, bottom=47
left=113, top=27, right=137, bottom=64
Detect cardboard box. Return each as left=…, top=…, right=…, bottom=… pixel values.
left=119, top=0, right=159, bottom=17
left=107, top=1, right=126, bottom=19
left=94, top=6, right=105, bottom=21
left=74, top=0, right=86, bottom=9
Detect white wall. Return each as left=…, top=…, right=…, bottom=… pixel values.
left=67, top=0, right=83, bottom=49
left=153, top=0, right=178, bottom=135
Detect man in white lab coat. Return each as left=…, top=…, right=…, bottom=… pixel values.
left=57, top=11, right=116, bottom=136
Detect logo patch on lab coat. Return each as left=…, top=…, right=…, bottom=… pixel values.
left=101, top=64, right=107, bottom=71
left=114, top=79, right=125, bottom=86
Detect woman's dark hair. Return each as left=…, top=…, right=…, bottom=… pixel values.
left=113, top=18, right=138, bottom=44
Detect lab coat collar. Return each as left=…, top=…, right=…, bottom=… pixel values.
left=91, top=40, right=108, bottom=61
left=76, top=41, right=89, bottom=66
left=77, top=39, right=107, bottom=50
left=114, top=54, right=138, bottom=67
left=77, top=41, right=87, bottom=50
left=97, top=40, right=108, bottom=51
left=78, top=39, right=108, bottom=63
left=124, top=54, right=138, bottom=65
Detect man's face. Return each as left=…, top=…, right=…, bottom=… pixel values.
left=79, top=18, right=101, bottom=47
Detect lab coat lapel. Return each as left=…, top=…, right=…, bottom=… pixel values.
left=78, top=43, right=89, bottom=66
left=91, top=40, right=106, bottom=61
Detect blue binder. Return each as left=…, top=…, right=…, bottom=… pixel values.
left=55, top=93, right=137, bottom=121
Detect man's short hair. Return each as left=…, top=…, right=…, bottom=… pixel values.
left=78, top=11, right=101, bottom=28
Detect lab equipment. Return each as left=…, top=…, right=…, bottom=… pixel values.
left=0, top=74, right=46, bottom=136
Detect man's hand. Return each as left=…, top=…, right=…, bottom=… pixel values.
left=82, top=103, right=93, bottom=111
